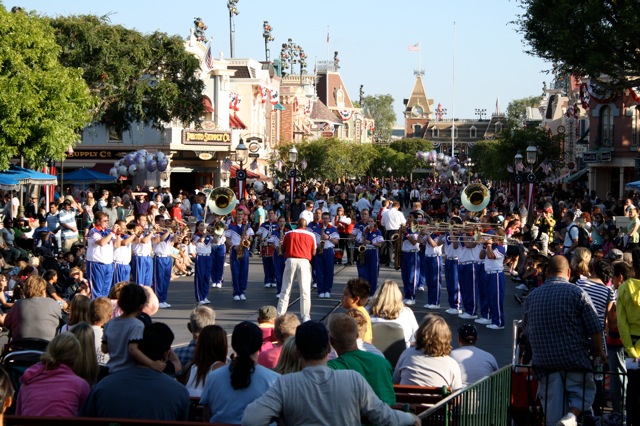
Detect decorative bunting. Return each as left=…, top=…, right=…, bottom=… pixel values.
left=338, top=110, right=353, bottom=121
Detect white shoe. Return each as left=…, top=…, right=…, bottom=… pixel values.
left=224, top=262, right=230, bottom=266
left=475, top=318, right=491, bottom=325
left=158, top=302, right=168, bottom=309
left=265, top=283, right=271, bottom=288
left=319, top=293, right=326, bottom=299
left=515, top=284, right=529, bottom=291
left=240, top=294, right=247, bottom=301
left=216, top=283, right=222, bottom=288
left=417, top=286, right=425, bottom=292
left=423, top=304, right=440, bottom=309
left=459, top=313, right=477, bottom=320
left=198, top=300, right=208, bottom=305
left=486, top=324, right=504, bottom=330
left=202, top=298, right=211, bottom=304
left=324, top=292, right=331, bottom=298
left=312, top=283, right=317, bottom=289
left=556, top=413, right=577, bottom=426
left=275, top=293, right=281, bottom=298
left=271, top=283, right=277, bottom=288
left=233, top=295, right=241, bottom=301
left=445, top=308, right=462, bottom=315
left=211, top=283, right=217, bottom=288
left=404, top=299, right=415, bottom=305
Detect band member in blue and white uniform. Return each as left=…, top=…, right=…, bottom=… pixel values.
left=113, top=220, right=135, bottom=283
left=456, top=230, right=483, bottom=320
left=400, top=215, right=420, bottom=305
left=225, top=209, right=254, bottom=301
left=441, top=225, right=463, bottom=315
left=210, top=216, right=226, bottom=289
left=271, top=216, right=289, bottom=297
left=352, top=209, right=370, bottom=267
left=355, top=216, right=383, bottom=295
left=422, top=230, right=443, bottom=310
left=86, top=211, right=116, bottom=298
left=308, top=209, right=323, bottom=288
left=479, top=229, right=507, bottom=330
left=255, top=209, right=278, bottom=289
left=152, top=215, right=174, bottom=309
left=193, top=221, right=213, bottom=305
left=131, top=213, right=153, bottom=286
left=312, top=212, right=339, bottom=298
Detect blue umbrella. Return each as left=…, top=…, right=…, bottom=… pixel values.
left=1, top=165, right=58, bottom=185
left=58, top=168, right=116, bottom=185
left=625, top=180, right=640, bottom=191
left=0, top=174, right=19, bottom=190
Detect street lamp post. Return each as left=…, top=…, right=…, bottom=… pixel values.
left=280, top=38, right=307, bottom=82
left=262, top=21, right=274, bottom=62
left=387, top=167, right=393, bottom=186
left=227, top=0, right=239, bottom=58
left=235, top=139, right=248, bottom=199
left=288, top=145, right=298, bottom=204
left=474, top=108, right=487, bottom=121
left=524, top=145, right=538, bottom=216
left=463, top=158, right=475, bottom=184
left=514, top=151, right=523, bottom=206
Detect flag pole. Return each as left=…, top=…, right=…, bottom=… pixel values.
left=326, top=26, right=330, bottom=63
left=451, top=21, right=456, bottom=158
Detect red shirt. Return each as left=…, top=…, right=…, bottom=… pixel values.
left=169, top=206, right=183, bottom=222
left=283, top=229, right=316, bottom=261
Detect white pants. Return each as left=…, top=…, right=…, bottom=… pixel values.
left=277, top=258, right=312, bottom=322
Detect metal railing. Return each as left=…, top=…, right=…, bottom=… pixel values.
left=419, top=364, right=512, bottom=426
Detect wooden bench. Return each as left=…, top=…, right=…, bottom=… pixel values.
left=392, top=384, right=451, bottom=414
left=4, top=415, right=237, bottom=426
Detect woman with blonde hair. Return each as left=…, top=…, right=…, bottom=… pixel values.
left=273, top=336, right=304, bottom=375
left=16, top=332, right=91, bottom=416
left=392, top=314, right=462, bottom=390
left=368, top=280, right=419, bottom=347
left=4, top=276, right=62, bottom=341
left=69, top=322, right=99, bottom=386
left=570, top=246, right=591, bottom=283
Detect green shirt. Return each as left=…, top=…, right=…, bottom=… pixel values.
left=328, top=349, right=396, bottom=405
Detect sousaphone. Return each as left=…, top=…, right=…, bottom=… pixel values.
left=460, top=183, right=490, bottom=212
left=206, top=187, right=237, bottom=216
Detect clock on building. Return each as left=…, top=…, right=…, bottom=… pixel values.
left=412, top=105, right=424, bottom=117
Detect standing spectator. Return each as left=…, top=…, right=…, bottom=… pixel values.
left=522, top=255, right=605, bottom=426
left=45, top=203, right=62, bottom=254
left=59, top=199, right=82, bottom=253
left=277, top=218, right=316, bottom=322
left=449, top=324, right=498, bottom=387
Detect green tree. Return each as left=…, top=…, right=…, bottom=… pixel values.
left=516, top=0, right=640, bottom=92
left=48, top=14, right=205, bottom=133
left=0, top=6, right=94, bottom=169
left=506, top=96, right=542, bottom=128
left=363, top=94, right=395, bottom=143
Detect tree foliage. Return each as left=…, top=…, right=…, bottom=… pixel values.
left=516, top=0, right=640, bottom=91
left=506, top=96, right=542, bottom=129
left=363, top=94, right=395, bottom=142
left=48, top=14, right=205, bottom=133
left=0, top=6, right=94, bottom=169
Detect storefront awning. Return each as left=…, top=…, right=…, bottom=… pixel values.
left=202, top=96, right=214, bottom=113
left=564, top=168, right=588, bottom=183
left=230, top=165, right=259, bottom=179
left=229, top=114, right=247, bottom=130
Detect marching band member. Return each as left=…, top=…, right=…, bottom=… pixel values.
left=86, top=211, right=116, bottom=298
left=352, top=209, right=370, bottom=267
left=192, top=221, right=212, bottom=305
left=152, top=215, right=175, bottom=309
left=422, top=228, right=443, bottom=310
left=210, top=216, right=226, bottom=289
left=479, top=229, right=506, bottom=330
left=308, top=209, right=323, bottom=288
left=400, top=214, right=420, bottom=305
left=271, top=216, right=289, bottom=297
left=225, top=210, right=254, bottom=301
left=456, top=229, right=483, bottom=320
left=440, top=220, right=463, bottom=315
left=131, top=213, right=154, bottom=287
left=355, top=217, right=383, bottom=295
left=113, top=220, right=135, bottom=283
left=256, top=209, right=278, bottom=289
left=313, top=212, right=339, bottom=298
left=475, top=216, right=496, bottom=325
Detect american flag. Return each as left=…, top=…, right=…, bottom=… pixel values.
left=204, top=44, right=214, bottom=70
left=408, top=43, right=420, bottom=52
left=515, top=162, right=524, bottom=172
left=222, top=157, right=232, bottom=171
left=250, top=159, right=259, bottom=171
left=507, top=165, right=514, bottom=173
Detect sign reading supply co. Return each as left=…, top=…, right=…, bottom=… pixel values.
left=182, top=130, right=232, bottom=145
left=65, top=149, right=133, bottom=159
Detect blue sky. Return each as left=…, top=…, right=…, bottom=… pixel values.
left=6, top=0, right=550, bottom=123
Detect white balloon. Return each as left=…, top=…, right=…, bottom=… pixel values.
left=128, top=164, right=139, bottom=176
left=254, top=181, right=264, bottom=193
left=109, top=167, right=119, bottom=177
left=157, top=159, right=168, bottom=172
left=146, top=153, right=154, bottom=163
left=118, top=165, right=129, bottom=176
left=138, top=149, right=148, bottom=157
left=156, top=151, right=166, bottom=161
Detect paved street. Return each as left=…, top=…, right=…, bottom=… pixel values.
left=155, top=255, right=522, bottom=367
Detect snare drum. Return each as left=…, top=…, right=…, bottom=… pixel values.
left=260, top=244, right=275, bottom=257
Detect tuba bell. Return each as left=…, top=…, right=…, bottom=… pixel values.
left=206, top=187, right=237, bottom=216
left=460, top=183, right=491, bottom=212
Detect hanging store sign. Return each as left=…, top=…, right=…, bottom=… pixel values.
left=182, top=130, right=232, bottom=145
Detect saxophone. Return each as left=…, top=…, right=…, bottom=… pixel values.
left=277, top=227, right=285, bottom=256
left=358, top=225, right=369, bottom=266
left=236, top=221, right=250, bottom=259
left=318, top=226, right=325, bottom=255
left=393, top=224, right=405, bottom=271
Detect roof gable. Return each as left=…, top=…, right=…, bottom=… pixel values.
left=405, top=75, right=433, bottom=114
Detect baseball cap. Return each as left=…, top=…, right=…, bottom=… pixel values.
left=295, top=321, right=329, bottom=359
left=258, top=305, right=277, bottom=321
left=607, top=249, right=624, bottom=261
left=458, top=323, right=478, bottom=344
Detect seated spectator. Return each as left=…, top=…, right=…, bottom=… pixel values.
left=16, top=332, right=91, bottom=416
left=5, top=276, right=62, bottom=341
left=449, top=324, right=498, bottom=387
left=178, top=324, right=227, bottom=397
left=200, top=321, right=280, bottom=424
left=327, top=313, right=396, bottom=405
left=341, top=278, right=373, bottom=343
left=69, top=322, right=99, bottom=386
left=258, top=313, right=301, bottom=369
left=273, top=336, right=304, bottom=375
left=393, top=314, right=462, bottom=391
left=257, top=305, right=277, bottom=350
left=242, top=321, right=420, bottom=426
left=174, top=306, right=216, bottom=368
left=89, top=297, right=113, bottom=366
left=61, top=294, right=90, bottom=332
left=43, top=269, right=68, bottom=310
left=0, top=368, right=13, bottom=424
left=82, top=322, right=190, bottom=420
left=368, top=280, right=419, bottom=347
left=344, top=309, right=385, bottom=357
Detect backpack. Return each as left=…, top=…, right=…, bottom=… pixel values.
left=569, top=225, right=591, bottom=248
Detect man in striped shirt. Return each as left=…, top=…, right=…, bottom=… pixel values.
left=59, top=199, right=82, bottom=253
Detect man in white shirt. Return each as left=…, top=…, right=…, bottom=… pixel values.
left=299, top=201, right=314, bottom=224
left=449, top=324, right=498, bottom=387
left=356, top=195, right=372, bottom=215
left=380, top=201, right=406, bottom=267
